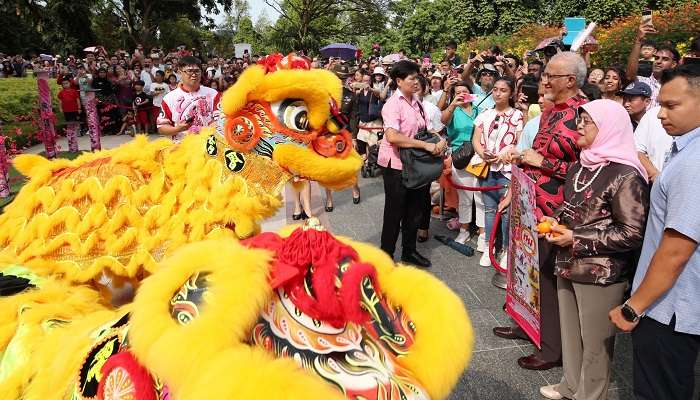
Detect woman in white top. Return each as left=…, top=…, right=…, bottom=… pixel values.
left=472, top=76, right=523, bottom=267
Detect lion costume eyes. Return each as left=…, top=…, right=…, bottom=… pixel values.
left=271, top=99, right=309, bottom=132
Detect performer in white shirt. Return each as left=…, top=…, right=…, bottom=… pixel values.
left=157, top=56, right=221, bottom=143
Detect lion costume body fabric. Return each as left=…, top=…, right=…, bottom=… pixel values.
left=0, top=54, right=474, bottom=400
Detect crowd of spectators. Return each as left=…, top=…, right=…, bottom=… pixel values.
left=2, top=15, right=700, bottom=400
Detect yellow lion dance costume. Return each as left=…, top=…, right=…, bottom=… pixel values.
left=0, top=54, right=473, bottom=400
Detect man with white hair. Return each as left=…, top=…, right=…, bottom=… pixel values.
left=496, top=52, right=588, bottom=371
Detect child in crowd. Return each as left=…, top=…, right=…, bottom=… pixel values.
left=150, top=71, right=169, bottom=132
left=118, top=109, right=137, bottom=137
left=639, top=39, right=657, bottom=61
left=57, top=80, right=81, bottom=135
left=132, top=80, right=153, bottom=134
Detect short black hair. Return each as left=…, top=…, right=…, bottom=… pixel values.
left=661, top=64, right=700, bottom=90
left=656, top=45, right=681, bottom=62
left=417, top=75, right=429, bottom=92
left=529, top=60, right=544, bottom=69
left=581, top=82, right=602, bottom=100
left=692, top=37, right=700, bottom=54
left=504, top=54, right=522, bottom=67
left=134, top=80, right=145, bottom=87
left=389, top=60, right=420, bottom=82
left=178, top=56, right=202, bottom=69
left=640, top=39, right=657, bottom=48
left=446, top=40, right=458, bottom=50
left=155, top=70, right=165, bottom=77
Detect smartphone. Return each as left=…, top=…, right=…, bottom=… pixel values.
left=637, top=60, right=653, bottom=77
left=642, top=8, right=652, bottom=25
left=682, top=56, right=700, bottom=65
left=460, top=94, right=477, bottom=103
left=185, top=115, right=195, bottom=124
left=522, top=83, right=539, bottom=104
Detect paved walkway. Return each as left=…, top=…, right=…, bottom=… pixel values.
left=26, top=134, right=636, bottom=400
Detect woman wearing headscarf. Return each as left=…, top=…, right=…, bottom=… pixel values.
left=539, top=99, right=650, bottom=400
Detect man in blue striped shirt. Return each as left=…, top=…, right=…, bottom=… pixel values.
left=609, top=64, right=700, bottom=400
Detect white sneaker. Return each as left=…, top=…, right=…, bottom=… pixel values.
left=476, top=233, right=486, bottom=252
left=454, top=229, right=470, bottom=244
left=539, top=384, right=564, bottom=400
left=479, top=251, right=492, bottom=267
left=498, top=252, right=508, bottom=269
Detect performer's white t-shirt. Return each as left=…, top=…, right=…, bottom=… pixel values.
left=157, top=84, right=221, bottom=143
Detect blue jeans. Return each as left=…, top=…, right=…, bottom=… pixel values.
left=480, top=171, right=509, bottom=249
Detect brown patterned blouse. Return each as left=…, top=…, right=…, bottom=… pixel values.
left=553, top=162, right=650, bottom=285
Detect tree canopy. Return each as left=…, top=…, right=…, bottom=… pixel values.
left=0, top=0, right=697, bottom=58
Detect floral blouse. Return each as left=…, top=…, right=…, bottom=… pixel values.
left=553, top=162, right=650, bottom=285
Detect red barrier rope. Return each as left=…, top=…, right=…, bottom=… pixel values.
left=489, top=210, right=508, bottom=274
left=448, top=178, right=505, bottom=192
left=445, top=177, right=507, bottom=273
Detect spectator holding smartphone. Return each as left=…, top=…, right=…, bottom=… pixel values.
left=626, top=13, right=679, bottom=108
left=441, top=81, right=486, bottom=248
left=471, top=76, right=523, bottom=267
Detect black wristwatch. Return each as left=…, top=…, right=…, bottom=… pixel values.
left=621, top=300, right=644, bottom=323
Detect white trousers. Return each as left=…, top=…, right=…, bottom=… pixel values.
left=451, top=165, right=485, bottom=227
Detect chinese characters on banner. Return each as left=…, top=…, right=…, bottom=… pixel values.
left=506, top=166, right=541, bottom=348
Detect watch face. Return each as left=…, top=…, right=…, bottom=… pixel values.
left=621, top=304, right=637, bottom=322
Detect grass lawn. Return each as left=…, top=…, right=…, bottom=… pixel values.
left=0, top=151, right=82, bottom=212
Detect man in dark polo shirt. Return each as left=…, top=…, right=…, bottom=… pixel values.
left=497, top=52, right=588, bottom=370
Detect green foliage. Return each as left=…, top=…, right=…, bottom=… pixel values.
left=592, top=4, right=700, bottom=66
left=0, top=76, right=66, bottom=150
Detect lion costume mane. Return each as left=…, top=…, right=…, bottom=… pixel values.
left=0, top=54, right=474, bottom=400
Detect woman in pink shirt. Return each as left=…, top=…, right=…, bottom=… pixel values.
left=379, top=60, right=447, bottom=269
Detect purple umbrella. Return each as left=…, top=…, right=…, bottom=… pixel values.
left=320, top=43, right=357, bottom=60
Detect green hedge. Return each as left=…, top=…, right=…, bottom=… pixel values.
left=0, top=76, right=65, bottom=151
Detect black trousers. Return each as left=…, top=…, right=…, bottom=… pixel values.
left=511, top=239, right=562, bottom=361
left=380, top=167, right=430, bottom=257
left=633, top=315, right=700, bottom=400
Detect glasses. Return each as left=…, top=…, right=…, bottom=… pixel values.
left=575, top=110, right=595, bottom=127
left=182, top=68, right=201, bottom=76
left=541, top=73, right=573, bottom=82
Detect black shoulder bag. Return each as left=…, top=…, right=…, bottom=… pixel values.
left=399, top=102, right=444, bottom=189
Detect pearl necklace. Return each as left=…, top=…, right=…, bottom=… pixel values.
left=573, top=165, right=604, bottom=193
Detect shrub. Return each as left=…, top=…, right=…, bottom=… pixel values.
left=0, top=75, right=66, bottom=151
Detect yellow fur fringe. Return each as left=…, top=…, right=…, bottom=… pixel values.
left=128, top=239, right=274, bottom=398
left=0, top=135, right=280, bottom=284
left=340, top=239, right=474, bottom=400
left=177, top=346, right=345, bottom=400
left=220, top=65, right=342, bottom=129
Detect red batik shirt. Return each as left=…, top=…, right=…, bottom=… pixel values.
left=523, top=95, right=587, bottom=219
